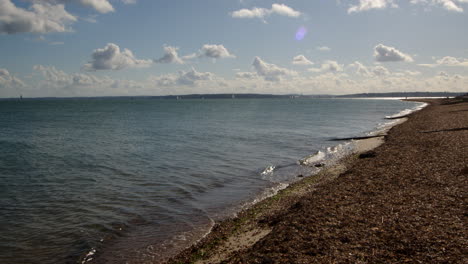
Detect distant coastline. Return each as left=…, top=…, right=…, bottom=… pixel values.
left=0, top=92, right=464, bottom=100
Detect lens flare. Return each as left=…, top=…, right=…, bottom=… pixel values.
left=295, top=26, right=307, bottom=41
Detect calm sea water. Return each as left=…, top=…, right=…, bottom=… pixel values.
left=0, top=98, right=421, bottom=263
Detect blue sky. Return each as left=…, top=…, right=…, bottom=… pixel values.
left=0, top=0, right=467, bottom=97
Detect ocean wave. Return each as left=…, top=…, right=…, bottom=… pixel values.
left=385, top=102, right=428, bottom=119
left=260, top=165, right=275, bottom=176
left=298, top=151, right=326, bottom=166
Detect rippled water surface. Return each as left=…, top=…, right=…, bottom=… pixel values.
left=0, top=98, right=420, bottom=263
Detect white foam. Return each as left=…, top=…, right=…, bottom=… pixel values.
left=385, top=102, right=428, bottom=119
left=81, top=248, right=96, bottom=263
left=298, top=151, right=325, bottom=166
left=260, top=165, right=275, bottom=176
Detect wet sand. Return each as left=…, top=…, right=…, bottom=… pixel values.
left=167, top=98, right=467, bottom=264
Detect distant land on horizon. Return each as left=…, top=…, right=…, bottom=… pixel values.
left=2, top=92, right=465, bottom=100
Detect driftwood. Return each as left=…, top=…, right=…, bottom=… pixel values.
left=420, top=127, right=468, bottom=133
left=329, top=134, right=386, bottom=141
left=385, top=114, right=410, bottom=120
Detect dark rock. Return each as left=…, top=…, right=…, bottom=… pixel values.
left=297, top=174, right=304, bottom=178
left=359, top=151, right=377, bottom=159
left=461, top=166, right=468, bottom=175
left=314, top=163, right=325, bottom=168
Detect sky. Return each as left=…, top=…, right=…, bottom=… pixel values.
left=0, top=0, right=467, bottom=97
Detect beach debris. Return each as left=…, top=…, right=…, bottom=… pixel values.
left=359, top=151, right=377, bottom=159
left=385, top=114, right=410, bottom=120
left=420, top=127, right=468, bottom=133
left=330, top=135, right=386, bottom=141
left=314, top=163, right=325, bottom=168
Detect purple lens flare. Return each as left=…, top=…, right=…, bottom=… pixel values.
left=295, top=26, right=307, bottom=41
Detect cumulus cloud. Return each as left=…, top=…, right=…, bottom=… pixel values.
left=348, top=0, right=397, bottom=13
left=372, top=65, right=390, bottom=76
left=154, top=46, right=184, bottom=64
left=32, top=0, right=115, bottom=13
left=316, top=46, right=331, bottom=51
left=348, top=61, right=392, bottom=77
left=83, top=43, right=152, bottom=71
left=411, top=0, right=465, bottom=12
left=33, top=64, right=114, bottom=93
left=0, top=68, right=25, bottom=88
left=309, top=60, right=344, bottom=73
left=78, top=0, right=114, bottom=13
left=235, top=72, right=258, bottom=79
left=182, top=44, right=235, bottom=61
left=374, top=44, right=414, bottom=62
left=292, top=55, right=314, bottom=65
left=198, top=44, right=235, bottom=59
left=419, top=56, right=468, bottom=67
left=231, top=3, right=301, bottom=20
left=252, top=56, right=297, bottom=82
left=0, top=0, right=77, bottom=34
left=32, top=64, right=148, bottom=96
left=348, top=61, right=371, bottom=76
left=151, top=68, right=215, bottom=86
left=121, top=0, right=137, bottom=4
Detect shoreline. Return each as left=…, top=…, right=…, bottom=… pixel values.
left=167, top=98, right=467, bottom=264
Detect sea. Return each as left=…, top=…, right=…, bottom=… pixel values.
left=0, top=97, right=424, bottom=263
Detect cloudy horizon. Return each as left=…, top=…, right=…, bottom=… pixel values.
left=0, top=0, right=467, bottom=97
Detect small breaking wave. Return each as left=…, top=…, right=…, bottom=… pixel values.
left=298, top=151, right=326, bottom=166
left=242, top=182, right=289, bottom=210
left=261, top=165, right=275, bottom=176
left=385, top=102, right=428, bottom=119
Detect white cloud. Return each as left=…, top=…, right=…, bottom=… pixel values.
left=374, top=44, right=414, bottom=62
left=372, top=65, right=390, bottom=76
left=33, top=64, right=114, bottom=94
left=0, top=68, right=25, bottom=88
left=419, top=56, right=468, bottom=67
left=439, top=0, right=464, bottom=12
left=121, top=0, right=137, bottom=4
left=292, top=55, right=314, bottom=65
left=83, top=43, right=152, bottom=71
left=436, top=56, right=468, bottom=66
left=231, top=3, right=301, bottom=20
left=348, top=61, right=371, bottom=76
left=79, top=0, right=114, bottom=13
left=348, top=61, right=392, bottom=77
left=410, top=0, right=467, bottom=12
left=252, top=56, right=297, bottom=82
left=182, top=44, right=235, bottom=61
left=4, top=63, right=468, bottom=97
left=404, top=70, right=421, bottom=76
left=0, top=0, right=77, bottom=34
left=154, top=46, right=184, bottom=64
left=309, top=60, right=344, bottom=73
left=316, top=46, right=331, bottom=52
left=348, top=0, right=467, bottom=13
left=270, top=3, right=301, bottom=17
left=348, top=0, right=397, bottom=13
left=34, top=0, right=115, bottom=13
left=198, top=44, right=235, bottom=59
left=151, top=68, right=215, bottom=86
left=235, top=71, right=258, bottom=79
